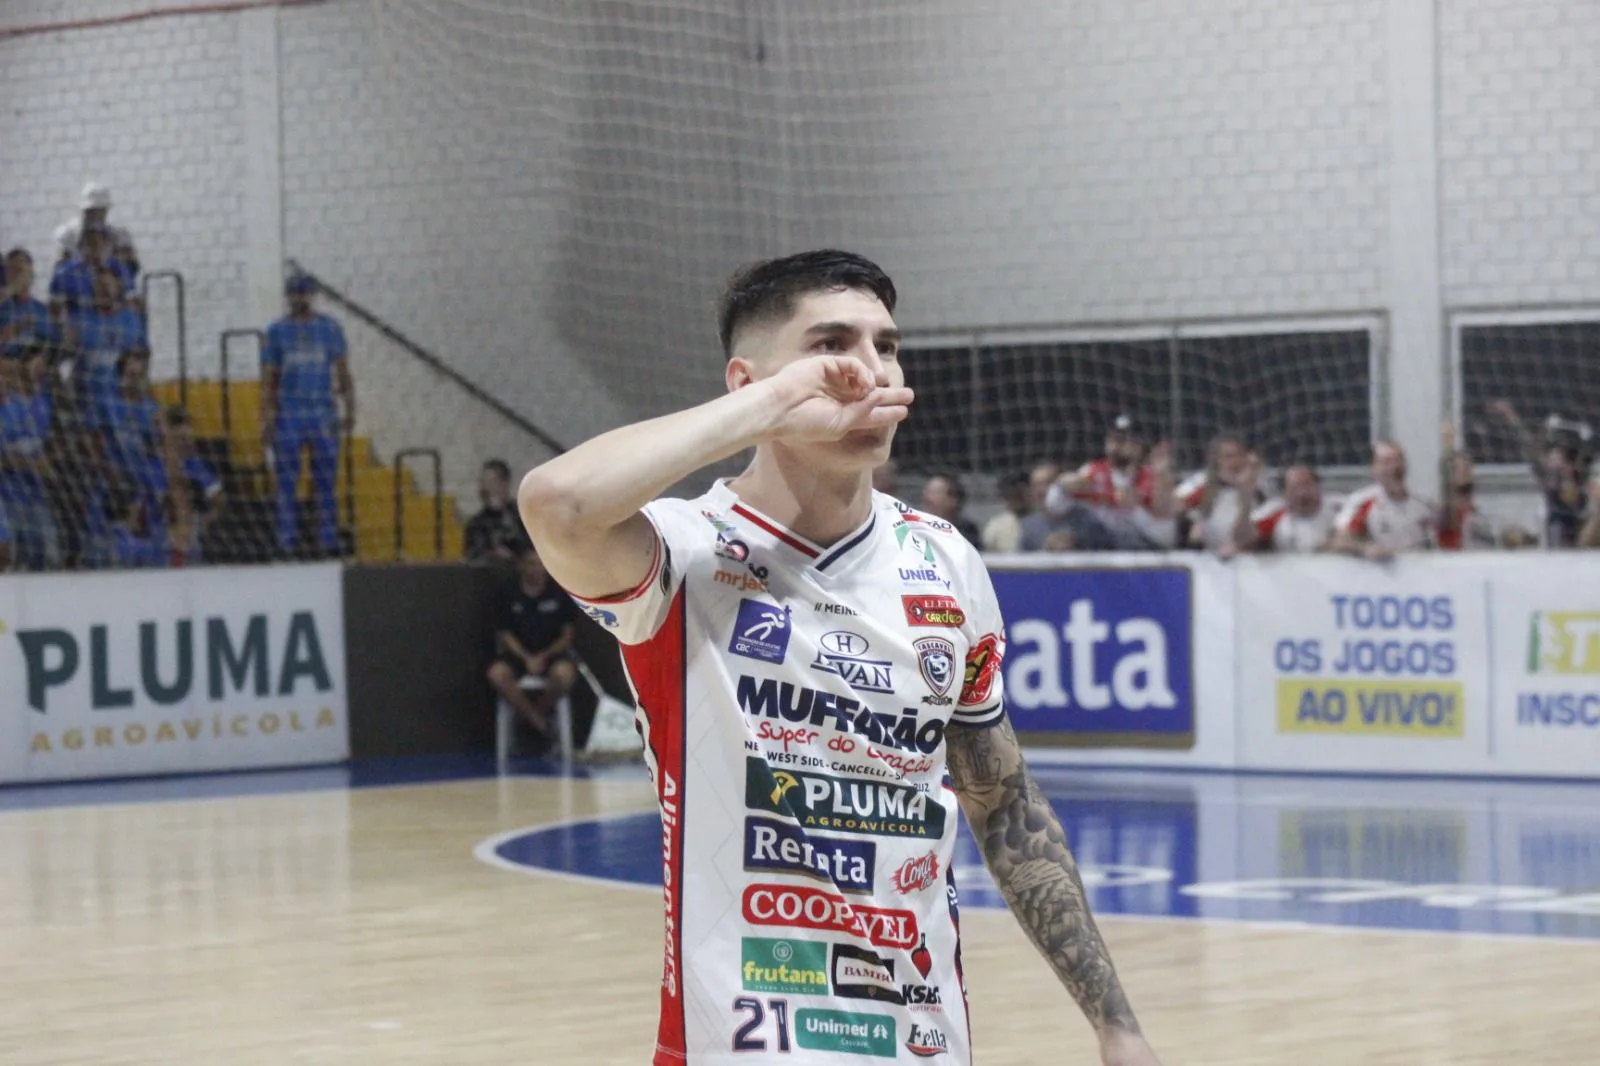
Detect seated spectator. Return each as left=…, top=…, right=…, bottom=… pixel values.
left=65, top=264, right=146, bottom=428
left=0, top=346, right=63, bottom=570
left=981, top=469, right=1031, bottom=553
left=1048, top=416, right=1177, bottom=550
left=1437, top=424, right=1495, bottom=550
left=1, top=249, right=62, bottom=361
left=100, top=488, right=163, bottom=569
left=56, top=183, right=139, bottom=280
left=1018, top=459, right=1081, bottom=551
left=1243, top=464, right=1338, bottom=553
left=872, top=458, right=900, bottom=498
left=50, top=221, right=136, bottom=315
left=1332, top=441, right=1436, bottom=559
left=161, top=406, right=224, bottom=566
left=1486, top=400, right=1590, bottom=547
left=919, top=470, right=981, bottom=545
left=486, top=543, right=581, bottom=752
left=1177, top=432, right=1266, bottom=553
left=464, top=458, right=531, bottom=563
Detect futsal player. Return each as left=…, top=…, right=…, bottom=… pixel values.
left=260, top=273, right=354, bottom=558
left=518, top=250, right=1161, bottom=1066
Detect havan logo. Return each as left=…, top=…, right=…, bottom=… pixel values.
left=811, top=630, right=894, bottom=694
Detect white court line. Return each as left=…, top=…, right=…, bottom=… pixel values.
left=473, top=811, right=1600, bottom=948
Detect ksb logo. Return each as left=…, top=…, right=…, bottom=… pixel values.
left=991, top=568, right=1193, bottom=737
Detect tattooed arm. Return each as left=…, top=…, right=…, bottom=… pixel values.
left=946, top=715, right=1161, bottom=1066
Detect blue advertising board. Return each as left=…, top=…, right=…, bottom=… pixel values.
left=989, top=567, right=1195, bottom=747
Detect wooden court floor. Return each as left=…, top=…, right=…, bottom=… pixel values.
left=1, top=765, right=1596, bottom=1065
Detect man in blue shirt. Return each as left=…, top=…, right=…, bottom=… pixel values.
left=67, top=264, right=146, bottom=430
left=261, top=274, right=354, bottom=557
left=0, top=249, right=62, bottom=362
left=101, top=347, right=169, bottom=559
left=50, top=222, right=136, bottom=315
left=0, top=347, right=62, bottom=570
left=160, top=405, right=224, bottom=566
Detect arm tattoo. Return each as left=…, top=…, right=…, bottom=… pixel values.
left=947, top=718, right=1141, bottom=1036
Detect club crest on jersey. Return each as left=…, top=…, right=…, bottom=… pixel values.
left=913, top=636, right=956, bottom=705
left=730, top=599, right=793, bottom=664
left=811, top=630, right=895, bottom=694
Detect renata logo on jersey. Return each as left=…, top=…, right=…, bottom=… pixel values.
left=743, top=816, right=876, bottom=893
left=890, top=850, right=940, bottom=894
left=741, top=883, right=920, bottom=950
left=913, top=636, right=956, bottom=705
left=960, top=634, right=1003, bottom=705
left=745, top=758, right=948, bottom=839
left=729, top=599, right=792, bottom=664
left=831, top=943, right=900, bottom=1003
left=811, top=630, right=895, bottom=694
left=737, top=675, right=947, bottom=755
left=906, top=1023, right=950, bottom=1057
left=903, top=595, right=965, bottom=628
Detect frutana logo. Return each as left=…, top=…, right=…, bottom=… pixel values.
left=1527, top=612, right=1600, bottom=675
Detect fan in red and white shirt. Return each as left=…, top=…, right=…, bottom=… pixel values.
left=1046, top=415, right=1176, bottom=549
left=1333, top=441, right=1437, bottom=558
left=1246, top=465, right=1339, bottom=553
left=1176, top=433, right=1268, bottom=555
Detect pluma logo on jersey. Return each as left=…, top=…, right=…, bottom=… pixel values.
left=745, top=757, right=947, bottom=838
left=989, top=567, right=1194, bottom=744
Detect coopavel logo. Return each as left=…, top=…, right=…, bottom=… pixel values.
left=812, top=631, right=894, bottom=694
left=741, top=883, right=920, bottom=949
left=730, top=600, right=792, bottom=665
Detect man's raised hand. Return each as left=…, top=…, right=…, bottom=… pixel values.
left=763, top=355, right=913, bottom=443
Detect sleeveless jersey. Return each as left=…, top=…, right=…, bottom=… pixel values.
left=572, top=482, right=1009, bottom=1066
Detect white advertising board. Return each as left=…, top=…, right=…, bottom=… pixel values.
left=1486, top=565, right=1600, bottom=777
left=1234, top=555, right=1492, bottom=773
left=0, top=563, right=349, bottom=783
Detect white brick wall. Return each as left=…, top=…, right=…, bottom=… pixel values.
left=1440, top=0, right=1600, bottom=307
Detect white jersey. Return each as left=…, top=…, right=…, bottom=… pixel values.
left=1334, top=484, right=1436, bottom=552
left=1250, top=497, right=1340, bottom=553
left=573, top=482, right=1008, bottom=1066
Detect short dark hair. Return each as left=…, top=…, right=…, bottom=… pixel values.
left=482, top=458, right=512, bottom=482
left=926, top=469, right=967, bottom=507
left=4, top=248, right=30, bottom=265
left=717, top=249, right=897, bottom=358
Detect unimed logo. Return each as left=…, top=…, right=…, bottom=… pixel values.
left=14, top=612, right=333, bottom=712
left=742, top=883, right=919, bottom=950
left=1527, top=612, right=1600, bottom=675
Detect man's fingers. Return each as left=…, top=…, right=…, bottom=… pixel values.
left=871, top=386, right=914, bottom=408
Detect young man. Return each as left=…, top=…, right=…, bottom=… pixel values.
left=1332, top=440, right=1437, bottom=558
left=518, top=250, right=1160, bottom=1066
left=0, top=249, right=61, bottom=361
left=486, top=543, right=581, bottom=746
left=261, top=273, right=354, bottom=558
left=465, top=458, right=533, bottom=563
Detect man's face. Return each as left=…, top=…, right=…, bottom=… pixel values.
left=920, top=476, right=960, bottom=520
left=1373, top=443, right=1407, bottom=493
left=1028, top=462, right=1060, bottom=506
left=91, top=266, right=121, bottom=309
left=1105, top=431, right=1140, bottom=467
left=519, top=548, right=547, bottom=585
left=84, top=206, right=109, bottom=227
left=480, top=468, right=510, bottom=506
left=1000, top=480, right=1030, bottom=514
left=1544, top=445, right=1574, bottom=480
left=122, top=354, right=149, bottom=387
left=288, top=292, right=313, bottom=316
left=1284, top=466, right=1321, bottom=516
left=81, top=227, right=108, bottom=262
left=22, top=352, right=46, bottom=390
left=728, top=287, right=903, bottom=470
left=5, top=255, right=32, bottom=294
left=1215, top=438, right=1246, bottom=482
left=166, top=418, right=195, bottom=453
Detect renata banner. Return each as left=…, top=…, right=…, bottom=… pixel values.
left=0, top=564, right=349, bottom=783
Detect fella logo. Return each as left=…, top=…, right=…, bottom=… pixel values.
left=730, top=599, right=792, bottom=664
left=905, top=1023, right=950, bottom=1057
left=743, top=816, right=876, bottom=893
left=742, top=883, right=919, bottom=949
left=902, top=596, right=965, bottom=628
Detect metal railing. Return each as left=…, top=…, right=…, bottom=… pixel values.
left=140, top=270, right=187, bottom=404
left=218, top=328, right=264, bottom=447
left=393, top=447, right=443, bottom=561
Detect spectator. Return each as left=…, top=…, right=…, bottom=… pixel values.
left=1437, top=423, right=1495, bottom=551
left=465, top=458, right=532, bottom=563
left=981, top=469, right=1031, bottom=553
left=50, top=221, right=136, bottom=315
left=1048, top=416, right=1177, bottom=550
left=0, top=348, right=63, bottom=570
left=1, top=249, right=61, bottom=362
left=485, top=543, right=581, bottom=752
left=56, top=183, right=139, bottom=279
left=101, top=347, right=169, bottom=555
left=1332, top=441, right=1436, bottom=559
left=161, top=406, right=224, bottom=566
left=871, top=458, right=899, bottom=498
left=919, top=470, right=981, bottom=545
left=1243, top=464, right=1337, bottom=553
left=100, top=487, right=162, bottom=569
left=65, top=263, right=146, bottom=428
left=1177, top=432, right=1265, bottom=553
left=1018, top=459, right=1081, bottom=551
left=261, top=273, right=354, bottom=559
left=1486, top=401, right=1591, bottom=548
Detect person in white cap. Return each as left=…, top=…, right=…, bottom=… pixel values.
left=57, top=182, right=138, bottom=278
